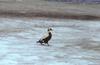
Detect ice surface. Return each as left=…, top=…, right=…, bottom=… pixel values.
left=0, top=17, right=100, bottom=65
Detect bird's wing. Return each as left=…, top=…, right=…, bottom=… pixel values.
left=40, top=33, right=49, bottom=40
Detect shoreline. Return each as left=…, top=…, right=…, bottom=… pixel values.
left=0, top=0, right=100, bottom=20
left=0, top=11, right=100, bottom=20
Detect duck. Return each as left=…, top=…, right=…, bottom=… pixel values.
left=37, top=28, right=53, bottom=46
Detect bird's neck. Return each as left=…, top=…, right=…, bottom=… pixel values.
left=48, top=31, right=52, bottom=36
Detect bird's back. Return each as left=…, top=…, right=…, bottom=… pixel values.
left=43, top=32, right=52, bottom=43
left=37, top=32, right=52, bottom=43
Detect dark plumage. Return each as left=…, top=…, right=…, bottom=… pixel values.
left=37, top=28, right=53, bottom=46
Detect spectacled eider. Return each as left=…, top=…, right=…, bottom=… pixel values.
left=37, top=28, right=53, bottom=46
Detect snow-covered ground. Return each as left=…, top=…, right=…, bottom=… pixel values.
left=0, top=17, right=100, bottom=65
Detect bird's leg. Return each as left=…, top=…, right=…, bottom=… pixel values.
left=46, top=43, right=50, bottom=46
left=40, top=43, right=44, bottom=45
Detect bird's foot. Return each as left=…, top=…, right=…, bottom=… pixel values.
left=47, top=44, right=50, bottom=46
left=40, top=43, right=44, bottom=45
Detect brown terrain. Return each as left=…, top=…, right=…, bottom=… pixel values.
left=0, top=0, right=100, bottom=20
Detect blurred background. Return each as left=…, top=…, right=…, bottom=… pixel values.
left=0, top=0, right=100, bottom=19
left=0, top=0, right=100, bottom=65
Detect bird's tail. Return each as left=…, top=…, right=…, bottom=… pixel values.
left=36, top=40, right=43, bottom=43
left=36, top=40, right=40, bottom=43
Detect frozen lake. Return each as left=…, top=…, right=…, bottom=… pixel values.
left=0, top=17, right=100, bottom=65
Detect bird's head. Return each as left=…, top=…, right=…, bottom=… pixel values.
left=48, top=28, right=53, bottom=32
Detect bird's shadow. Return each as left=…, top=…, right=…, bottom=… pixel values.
left=37, top=43, right=52, bottom=46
